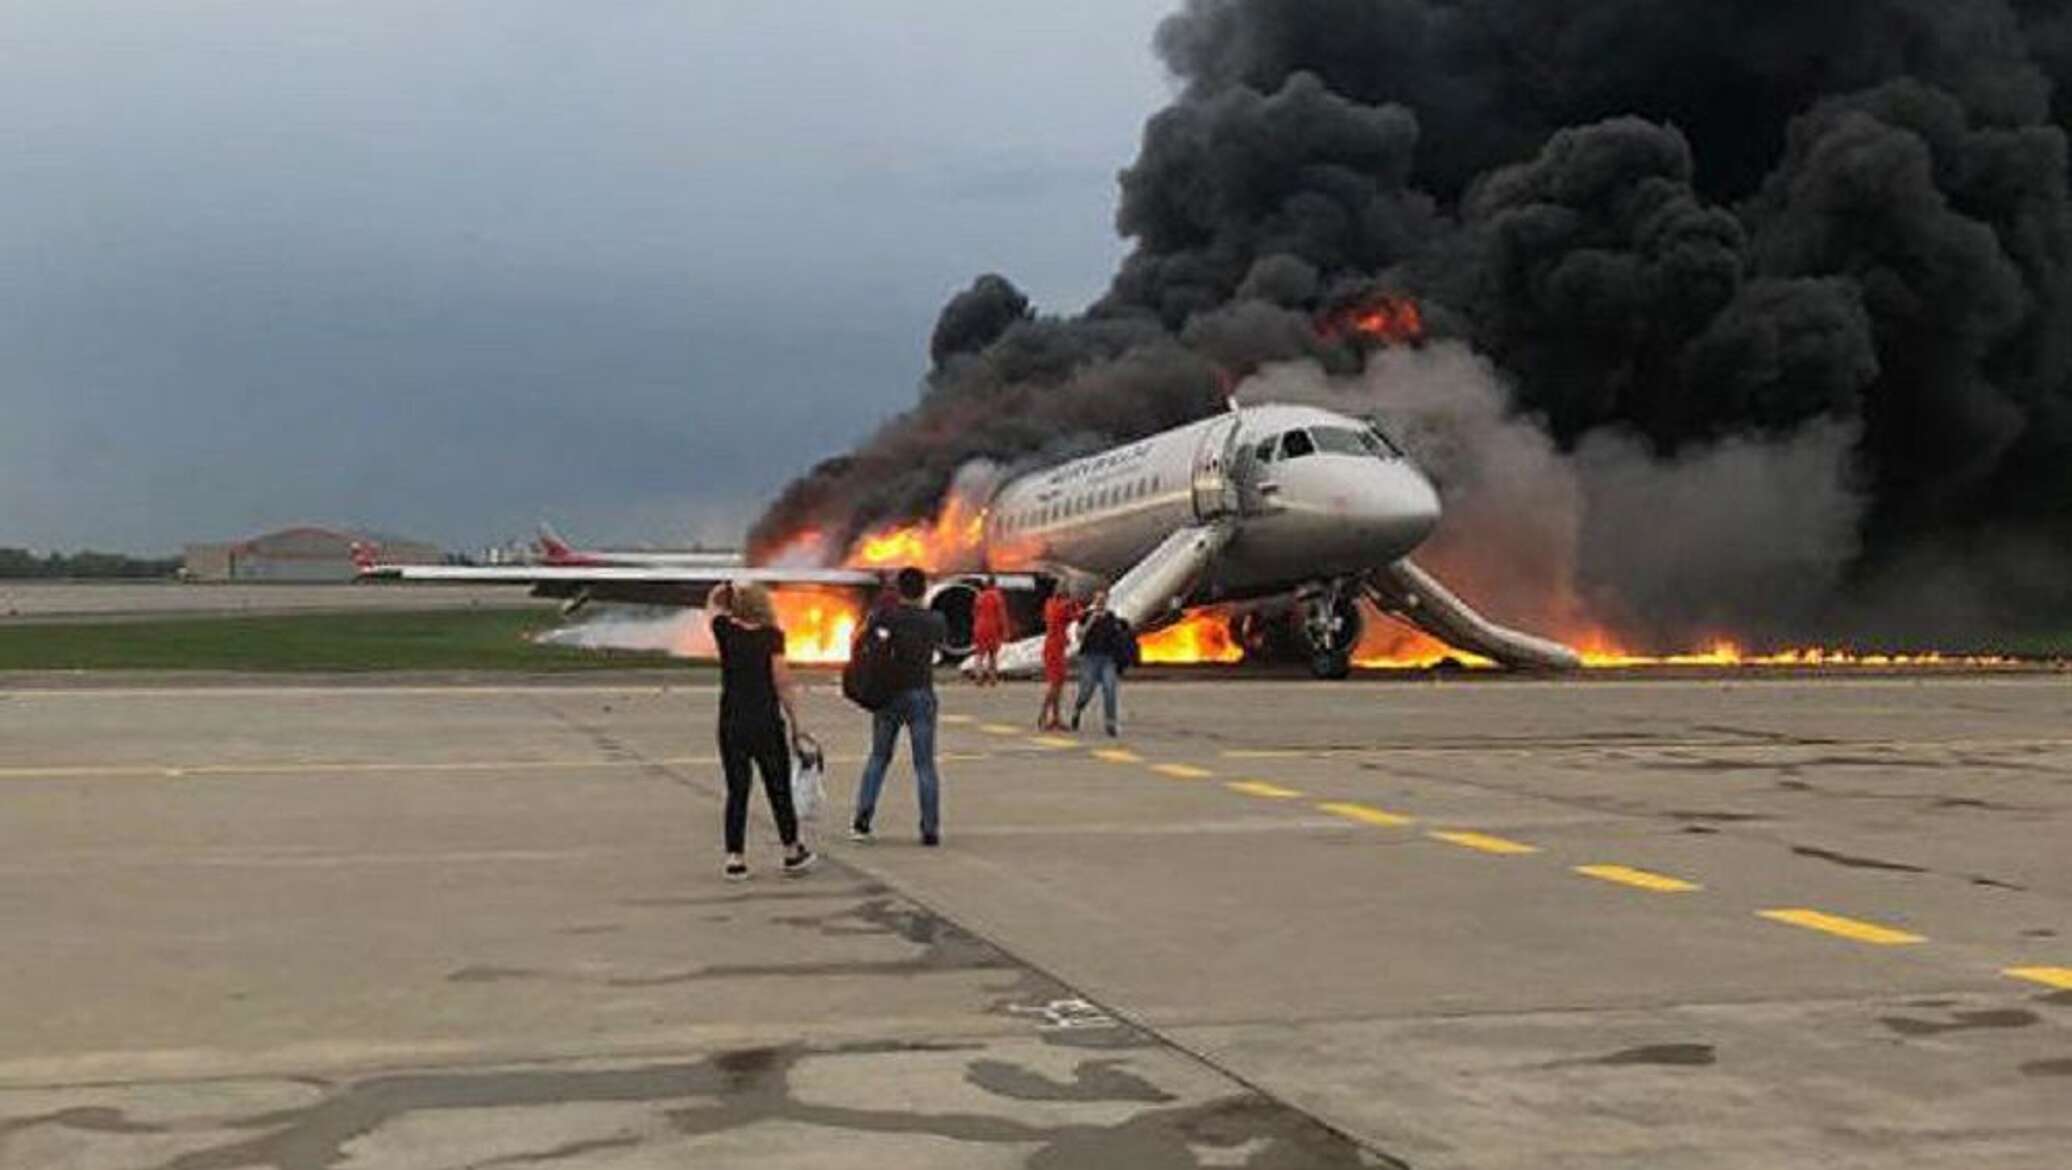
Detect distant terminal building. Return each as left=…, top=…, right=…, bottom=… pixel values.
left=182, top=527, right=441, bottom=583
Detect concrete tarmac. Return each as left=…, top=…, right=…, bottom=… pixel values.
left=1, top=673, right=2067, bottom=1168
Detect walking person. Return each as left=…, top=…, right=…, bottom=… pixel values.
left=1037, top=586, right=1082, bottom=731
left=709, top=582, right=816, bottom=882
left=1071, top=589, right=1134, bottom=737
left=851, top=567, right=950, bottom=845
left=970, top=574, right=1008, bottom=687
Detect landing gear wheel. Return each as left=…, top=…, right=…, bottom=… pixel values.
left=1310, top=649, right=1353, bottom=680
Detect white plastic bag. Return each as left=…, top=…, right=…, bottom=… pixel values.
left=790, top=734, right=825, bottom=820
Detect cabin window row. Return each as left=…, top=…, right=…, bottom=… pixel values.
left=998, top=474, right=1164, bottom=536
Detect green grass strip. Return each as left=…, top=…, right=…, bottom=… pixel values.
left=0, top=608, right=683, bottom=672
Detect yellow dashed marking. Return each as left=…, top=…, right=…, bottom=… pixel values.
left=979, top=723, right=1022, bottom=736
left=1093, top=749, right=1144, bottom=764
left=1152, top=763, right=1215, bottom=780
left=1317, top=801, right=1415, bottom=827
left=940, top=714, right=976, bottom=725
left=1575, top=864, right=1700, bottom=893
left=1029, top=736, right=1079, bottom=749
left=1428, top=830, right=1539, bottom=856
left=1218, top=778, right=1301, bottom=799
left=1226, top=780, right=1303, bottom=799
left=1758, top=908, right=1924, bottom=946
left=2004, top=966, right=2072, bottom=990
left=1220, top=749, right=1311, bottom=759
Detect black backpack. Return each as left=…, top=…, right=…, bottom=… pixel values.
left=842, top=614, right=900, bottom=711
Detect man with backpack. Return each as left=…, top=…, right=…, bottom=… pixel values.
left=1071, top=588, right=1138, bottom=738
left=845, top=567, right=949, bottom=846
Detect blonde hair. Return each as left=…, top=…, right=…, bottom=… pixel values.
left=728, top=581, right=778, bottom=627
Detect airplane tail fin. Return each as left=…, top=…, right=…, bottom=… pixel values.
left=536, top=522, right=577, bottom=564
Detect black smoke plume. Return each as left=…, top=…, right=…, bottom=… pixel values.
left=752, top=0, right=2072, bottom=647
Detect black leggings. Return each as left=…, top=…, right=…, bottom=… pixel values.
left=719, top=721, right=798, bottom=854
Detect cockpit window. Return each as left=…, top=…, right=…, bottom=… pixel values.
left=1279, top=429, right=1317, bottom=459
left=1311, top=427, right=1373, bottom=457
left=1363, top=423, right=1405, bottom=459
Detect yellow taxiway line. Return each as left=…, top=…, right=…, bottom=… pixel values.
left=2004, top=966, right=2072, bottom=990
left=1226, top=780, right=1303, bottom=799
left=1758, top=908, right=1924, bottom=946
left=1428, top=830, right=1540, bottom=856
left=1575, top=863, right=1701, bottom=893
left=1316, top=801, right=1415, bottom=828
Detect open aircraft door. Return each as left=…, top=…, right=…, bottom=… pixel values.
left=1190, top=415, right=1243, bottom=522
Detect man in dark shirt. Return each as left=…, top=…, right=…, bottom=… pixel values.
left=851, top=567, right=950, bottom=846
left=1072, top=588, right=1135, bottom=737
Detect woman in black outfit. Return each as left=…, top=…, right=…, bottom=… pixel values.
left=709, top=582, right=815, bottom=881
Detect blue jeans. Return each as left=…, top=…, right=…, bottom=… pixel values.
left=853, top=688, right=941, bottom=837
left=1073, top=654, right=1119, bottom=730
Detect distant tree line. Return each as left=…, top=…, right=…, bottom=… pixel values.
left=0, top=548, right=182, bottom=579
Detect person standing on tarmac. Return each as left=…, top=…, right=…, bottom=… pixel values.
left=970, top=574, right=1008, bottom=687
left=1037, top=586, right=1082, bottom=731
left=708, top=582, right=816, bottom=882
left=851, top=567, right=950, bottom=846
left=1071, top=589, right=1135, bottom=737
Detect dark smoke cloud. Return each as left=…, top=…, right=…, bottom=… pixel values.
left=754, top=0, right=2072, bottom=643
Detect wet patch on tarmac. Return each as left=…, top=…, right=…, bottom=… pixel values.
left=116, top=1044, right=1386, bottom=1170
left=621, top=884, right=889, bottom=908
left=446, top=966, right=542, bottom=984
left=1881, top=1008, right=2039, bottom=1037
left=0, top=1106, right=171, bottom=1138
left=553, top=923, right=621, bottom=936
left=1539, top=1043, right=1717, bottom=1070
left=1666, top=810, right=1771, bottom=823
left=1789, top=845, right=1927, bottom=874
left=965, top=1058, right=1176, bottom=1103
left=1968, top=875, right=2027, bottom=891
left=2019, top=1057, right=2072, bottom=1077
left=1593, top=1043, right=1717, bottom=1067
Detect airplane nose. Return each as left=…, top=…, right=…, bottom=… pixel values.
left=1361, top=464, right=1440, bottom=554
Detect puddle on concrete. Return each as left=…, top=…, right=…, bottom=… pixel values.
left=1881, top=1009, right=2039, bottom=1037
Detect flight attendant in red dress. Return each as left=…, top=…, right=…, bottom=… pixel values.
left=970, top=575, right=1009, bottom=687
left=1037, top=589, right=1082, bottom=730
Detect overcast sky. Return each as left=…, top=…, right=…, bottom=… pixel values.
left=0, top=1, right=1179, bottom=553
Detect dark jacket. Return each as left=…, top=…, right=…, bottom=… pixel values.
left=1079, top=610, right=1135, bottom=664
left=879, top=603, right=949, bottom=693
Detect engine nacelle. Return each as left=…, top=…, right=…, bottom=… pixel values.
left=926, top=582, right=978, bottom=659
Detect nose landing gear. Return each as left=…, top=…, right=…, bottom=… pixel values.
left=1302, top=581, right=1362, bottom=680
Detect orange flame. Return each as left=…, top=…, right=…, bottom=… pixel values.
left=1319, top=294, right=1425, bottom=347
left=1121, top=605, right=2018, bottom=671
left=769, top=588, right=860, bottom=665
left=846, top=495, right=987, bottom=573
left=1138, top=614, right=1246, bottom=664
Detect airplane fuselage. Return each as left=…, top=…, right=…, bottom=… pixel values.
left=981, top=404, right=1441, bottom=605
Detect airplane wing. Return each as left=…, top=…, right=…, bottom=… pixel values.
left=360, top=562, right=1048, bottom=613
left=360, top=563, right=886, bottom=610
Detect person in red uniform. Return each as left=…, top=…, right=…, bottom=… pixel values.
left=970, top=574, right=1009, bottom=687
left=1037, top=587, right=1082, bottom=730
